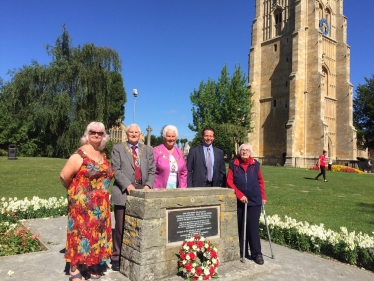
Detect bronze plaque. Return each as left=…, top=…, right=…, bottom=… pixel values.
left=166, top=206, right=220, bottom=245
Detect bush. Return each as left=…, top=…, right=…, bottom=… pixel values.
left=0, top=196, right=67, bottom=223
left=0, top=222, right=44, bottom=256
left=259, top=215, right=374, bottom=271
left=0, top=196, right=68, bottom=256
left=104, top=140, right=115, bottom=160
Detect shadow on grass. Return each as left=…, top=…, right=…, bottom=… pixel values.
left=356, top=203, right=374, bottom=223
left=357, top=202, right=374, bottom=209
left=304, top=177, right=317, bottom=180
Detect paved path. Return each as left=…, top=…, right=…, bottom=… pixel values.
left=0, top=216, right=372, bottom=281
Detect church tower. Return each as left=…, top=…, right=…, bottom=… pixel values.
left=248, top=0, right=357, bottom=167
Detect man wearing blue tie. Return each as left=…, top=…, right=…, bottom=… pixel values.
left=187, top=127, right=226, bottom=187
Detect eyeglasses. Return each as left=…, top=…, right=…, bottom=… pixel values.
left=240, top=149, right=250, bottom=153
left=89, top=131, right=104, bottom=136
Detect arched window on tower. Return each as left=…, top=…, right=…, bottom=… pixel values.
left=322, top=66, right=329, bottom=97
left=318, top=2, right=323, bottom=19
left=274, top=9, right=282, bottom=36
left=325, top=8, right=331, bottom=36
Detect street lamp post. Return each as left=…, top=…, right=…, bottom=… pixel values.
left=133, top=88, right=138, bottom=123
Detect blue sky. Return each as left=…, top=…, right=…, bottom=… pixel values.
left=1, top=1, right=373, bottom=141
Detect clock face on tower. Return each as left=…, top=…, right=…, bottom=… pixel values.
left=319, top=18, right=329, bottom=35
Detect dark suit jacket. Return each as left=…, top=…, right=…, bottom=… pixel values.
left=187, top=145, right=226, bottom=187
left=111, top=143, right=155, bottom=206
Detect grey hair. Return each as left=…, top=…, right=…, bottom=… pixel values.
left=80, top=121, right=109, bottom=151
left=126, top=123, right=141, bottom=133
left=162, top=125, right=179, bottom=138
left=238, top=143, right=253, bottom=155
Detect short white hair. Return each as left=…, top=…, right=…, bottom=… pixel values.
left=238, top=143, right=253, bottom=155
left=126, top=123, right=141, bottom=133
left=162, top=125, right=178, bottom=138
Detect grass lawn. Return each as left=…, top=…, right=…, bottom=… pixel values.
left=0, top=156, right=67, bottom=199
left=261, top=165, right=374, bottom=235
left=1, top=157, right=373, bottom=236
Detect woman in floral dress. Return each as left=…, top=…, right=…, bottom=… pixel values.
left=60, top=122, right=113, bottom=281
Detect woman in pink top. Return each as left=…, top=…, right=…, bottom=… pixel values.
left=153, top=125, right=187, bottom=188
left=315, top=150, right=328, bottom=182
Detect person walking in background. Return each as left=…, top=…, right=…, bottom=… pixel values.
left=187, top=126, right=226, bottom=187
left=226, top=143, right=266, bottom=265
left=153, top=125, right=187, bottom=188
left=60, top=121, right=113, bottom=281
left=110, top=124, right=155, bottom=271
left=328, top=158, right=333, bottom=171
left=315, top=150, right=328, bottom=182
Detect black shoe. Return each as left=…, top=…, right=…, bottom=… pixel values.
left=254, top=254, right=264, bottom=265
left=111, top=261, right=120, bottom=271
left=315, top=177, right=318, bottom=180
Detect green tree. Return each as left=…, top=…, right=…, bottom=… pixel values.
left=188, top=79, right=221, bottom=133
left=0, top=63, right=54, bottom=156
left=188, top=65, right=253, bottom=158
left=353, top=74, right=374, bottom=150
left=180, top=138, right=188, bottom=152
left=107, top=72, right=126, bottom=126
left=150, top=135, right=163, bottom=147
left=0, top=26, right=126, bottom=158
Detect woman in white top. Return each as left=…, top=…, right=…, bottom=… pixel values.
left=153, top=125, right=187, bottom=188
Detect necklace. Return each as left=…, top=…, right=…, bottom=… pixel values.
left=96, top=156, right=104, bottom=164
left=122, top=143, right=145, bottom=167
left=157, top=146, right=184, bottom=173
left=80, top=148, right=103, bottom=165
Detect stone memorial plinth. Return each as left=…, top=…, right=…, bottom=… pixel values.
left=119, top=187, right=239, bottom=281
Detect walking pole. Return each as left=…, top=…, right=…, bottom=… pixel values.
left=241, top=203, right=248, bottom=263
left=262, top=204, right=275, bottom=259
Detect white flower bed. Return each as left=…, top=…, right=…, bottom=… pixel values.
left=259, top=214, right=374, bottom=269
left=1, top=196, right=67, bottom=214
left=260, top=214, right=374, bottom=251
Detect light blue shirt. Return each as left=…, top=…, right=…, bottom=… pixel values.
left=128, top=143, right=139, bottom=154
left=203, top=145, right=214, bottom=179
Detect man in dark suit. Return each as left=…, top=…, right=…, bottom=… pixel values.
left=187, top=127, right=226, bottom=187
left=110, top=124, right=155, bottom=271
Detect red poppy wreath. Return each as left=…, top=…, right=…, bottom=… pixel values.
left=177, top=234, right=220, bottom=280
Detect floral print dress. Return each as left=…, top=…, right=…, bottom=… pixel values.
left=65, top=149, right=114, bottom=266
